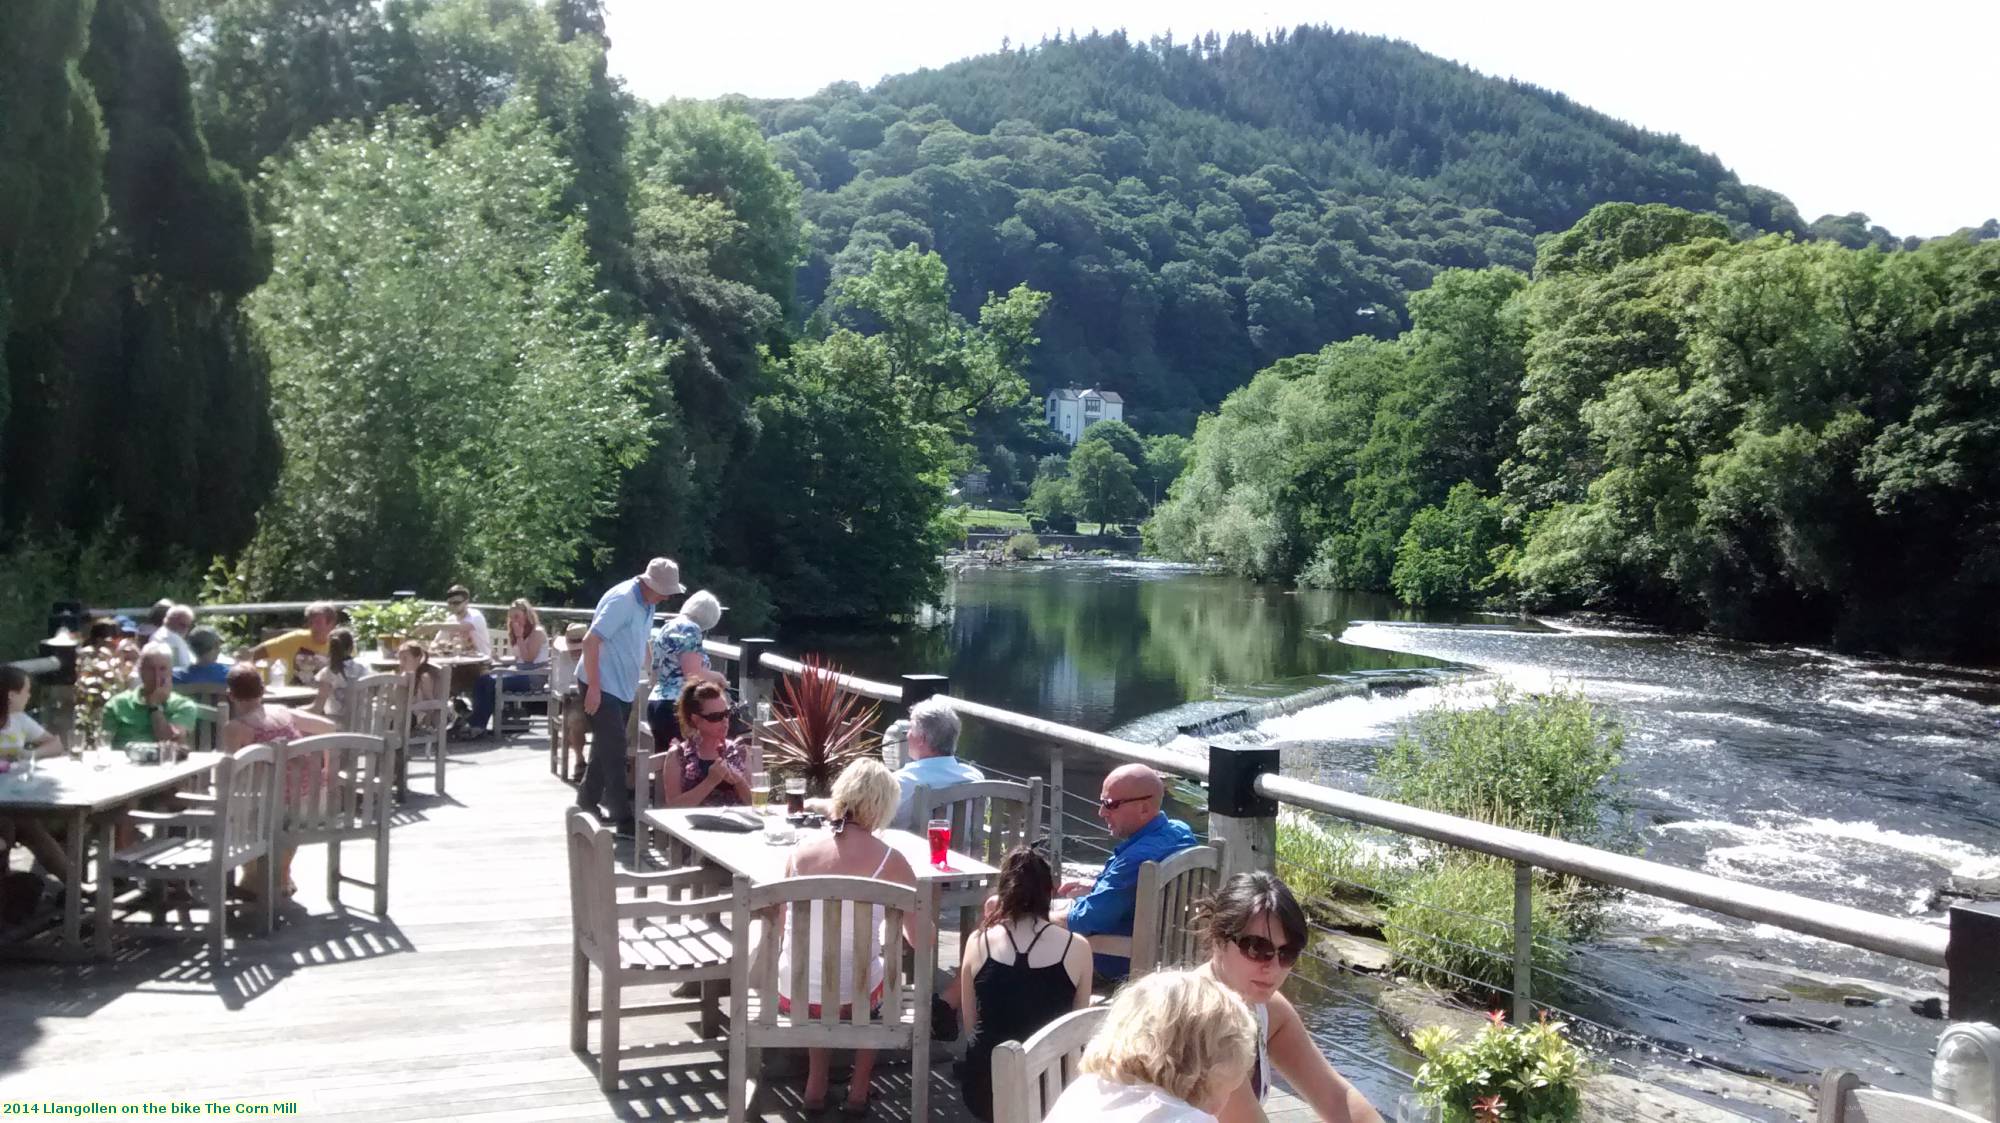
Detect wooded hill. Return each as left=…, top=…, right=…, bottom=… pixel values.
left=739, top=27, right=1818, bottom=429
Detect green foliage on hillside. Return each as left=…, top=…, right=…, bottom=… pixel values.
left=742, top=27, right=1815, bottom=428
left=1154, top=202, right=2000, bottom=659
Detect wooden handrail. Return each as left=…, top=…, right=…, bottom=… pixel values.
left=1256, top=772, right=1950, bottom=967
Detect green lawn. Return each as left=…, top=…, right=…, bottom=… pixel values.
left=957, top=507, right=1131, bottom=536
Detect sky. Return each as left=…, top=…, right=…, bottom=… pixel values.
left=604, top=0, right=1997, bottom=238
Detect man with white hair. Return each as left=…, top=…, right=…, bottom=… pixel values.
left=101, top=644, right=200, bottom=747
left=891, top=696, right=985, bottom=828
left=148, top=604, right=198, bottom=669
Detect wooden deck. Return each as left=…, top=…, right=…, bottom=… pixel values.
left=0, top=731, right=1318, bottom=1122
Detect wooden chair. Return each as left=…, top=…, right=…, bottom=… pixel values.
left=339, top=672, right=399, bottom=736
left=494, top=663, right=553, bottom=737
left=174, top=683, right=230, bottom=755
left=991, top=1005, right=1111, bottom=1123
left=727, top=874, right=936, bottom=1123
left=1084, top=842, right=1225, bottom=978
left=566, top=809, right=732, bottom=1092
left=911, top=776, right=1043, bottom=939
left=275, top=733, right=393, bottom=915
left=548, top=641, right=585, bottom=779
left=1819, top=1070, right=1985, bottom=1121
left=399, top=665, right=450, bottom=798
left=108, top=743, right=279, bottom=959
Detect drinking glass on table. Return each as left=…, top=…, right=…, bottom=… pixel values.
left=784, top=776, right=806, bottom=816
left=1394, top=1094, right=1439, bottom=1123
left=749, top=771, right=772, bottom=812
left=927, top=818, right=952, bottom=868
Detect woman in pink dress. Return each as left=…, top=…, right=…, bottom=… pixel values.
left=223, top=663, right=333, bottom=899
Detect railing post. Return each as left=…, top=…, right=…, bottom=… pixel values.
left=1206, top=743, right=1279, bottom=882
left=1949, top=901, right=2000, bottom=1021
left=1512, top=861, right=1535, bottom=1022
left=1047, top=753, right=1065, bottom=872
left=900, top=673, right=949, bottom=708
left=735, top=637, right=775, bottom=775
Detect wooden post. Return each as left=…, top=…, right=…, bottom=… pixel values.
left=735, top=637, right=775, bottom=775
left=1047, top=753, right=1065, bottom=871
left=1512, top=861, right=1534, bottom=1023
left=900, top=673, right=949, bottom=708
left=1949, top=901, right=2000, bottom=1022
left=1206, top=743, right=1278, bottom=882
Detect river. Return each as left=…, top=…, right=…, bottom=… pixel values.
left=783, top=559, right=2000, bottom=1110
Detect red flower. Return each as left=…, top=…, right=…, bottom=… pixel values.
left=1485, top=1009, right=1508, bottom=1027
left=1472, top=1093, right=1506, bottom=1121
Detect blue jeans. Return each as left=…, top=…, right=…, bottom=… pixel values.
left=469, top=671, right=539, bottom=732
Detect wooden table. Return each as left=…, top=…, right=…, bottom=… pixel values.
left=265, top=684, right=318, bottom=707
left=645, top=807, right=1000, bottom=888
left=0, top=751, right=222, bottom=959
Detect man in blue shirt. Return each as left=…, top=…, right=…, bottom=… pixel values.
left=171, top=627, right=232, bottom=686
left=891, top=697, right=985, bottom=828
left=1057, top=763, right=1199, bottom=980
left=577, top=557, right=683, bottom=830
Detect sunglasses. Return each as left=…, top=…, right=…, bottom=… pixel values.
left=1231, top=933, right=1302, bottom=967
left=1097, top=794, right=1154, bottom=812
left=693, top=709, right=731, bottom=723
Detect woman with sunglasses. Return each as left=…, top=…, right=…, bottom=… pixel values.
left=657, top=679, right=753, bottom=808
left=1194, top=872, right=1383, bottom=1123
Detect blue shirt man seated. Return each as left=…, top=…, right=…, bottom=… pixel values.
left=1054, top=763, right=1199, bottom=980
left=892, top=697, right=985, bottom=829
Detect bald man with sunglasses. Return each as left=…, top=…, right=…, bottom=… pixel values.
left=1050, top=763, right=1199, bottom=981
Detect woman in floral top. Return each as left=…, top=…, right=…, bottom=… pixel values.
left=657, top=680, right=753, bottom=808
left=645, top=589, right=727, bottom=748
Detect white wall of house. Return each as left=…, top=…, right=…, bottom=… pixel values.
left=1045, top=388, right=1124, bottom=445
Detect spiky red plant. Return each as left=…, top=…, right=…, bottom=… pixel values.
left=759, top=654, right=883, bottom=796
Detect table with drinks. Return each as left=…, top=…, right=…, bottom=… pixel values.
left=644, top=796, right=1001, bottom=892
left=0, top=746, right=221, bottom=959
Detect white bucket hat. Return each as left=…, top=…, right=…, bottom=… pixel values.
left=641, top=557, right=687, bottom=596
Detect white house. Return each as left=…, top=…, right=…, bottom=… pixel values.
left=1045, top=386, right=1124, bottom=445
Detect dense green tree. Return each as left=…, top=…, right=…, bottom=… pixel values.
left=240, top=105, right=662, bottom=596
left=1391, top=484, right=1504, bottom=606
left=1068, top=440, right=1144, bottom=527
left=3, top=0, right=276, bottom=565
left=1142, top=433, right=1192, bottom=504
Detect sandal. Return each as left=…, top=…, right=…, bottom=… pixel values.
left=838, top=1088, right=871, bottom=1117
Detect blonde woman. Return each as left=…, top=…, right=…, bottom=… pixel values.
left=465, top=599, right=547, bottom=738
left=1043, top=969, right=1259, bottom=1123
left=775, top=758, right=922, bottom=1115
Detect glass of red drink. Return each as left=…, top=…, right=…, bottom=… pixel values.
left=927, top=819, right=951, bottom=868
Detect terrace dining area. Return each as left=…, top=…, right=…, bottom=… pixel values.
left=0, top=724, right=1321, bottom=1122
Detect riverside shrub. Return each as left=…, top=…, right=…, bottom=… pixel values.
left=1384, top=858, right=1577, bottom=998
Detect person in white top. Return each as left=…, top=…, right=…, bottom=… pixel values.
left=149, top=604, right=197, bottom=669
left=444, top=585, right=492, bottom=659
left=0, top=666, right=71, bottom=881
left=1043, top=968, right=1259, bottom=1123
left=1194, top=873, right=1383, bottom=1123
left=775, top=758, right=922, bottom=1115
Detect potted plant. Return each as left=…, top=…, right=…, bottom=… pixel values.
left=756, top=655, right=882, bottom=797
left=347, top=600, right=445, bottom=655
left=1410, top=1011, right=1588, bottom=1122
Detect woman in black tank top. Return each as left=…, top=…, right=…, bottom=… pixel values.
left=956, top=847, right=1093, bottom=1121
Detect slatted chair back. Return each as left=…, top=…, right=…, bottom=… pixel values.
left=990, top=1005, right=1110, bottom=1123
left=741, top=873, right=935, bottom=1044
left=911, top=777, right=1043, bottom=863
left=340, top=672, right=399, bottom=736
left=399, top=663, right=451, bottom=797
left=567, top=807, right=619, bottom=970
left=217, top=742, right=280, bottom=870
left=1820, top=1070, right=1986, bottom=1122
left=494, top=664, right=553, bottom=734
left=175, top=683, right=229, bottom=752
left=1129, top=842, right=1225, bottom=978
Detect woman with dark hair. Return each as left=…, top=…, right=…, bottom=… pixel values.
left=956, top=845, right=1095, bottom=1121
left=1194, top=872, right=1382, bottom=1123
left=310, top=627, right=366, bottom=722
left=224, top=663, right=334, bottom=899
left=0, top=666, right=69, bottom=881
left=656, top=679, right=752, bottom=808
